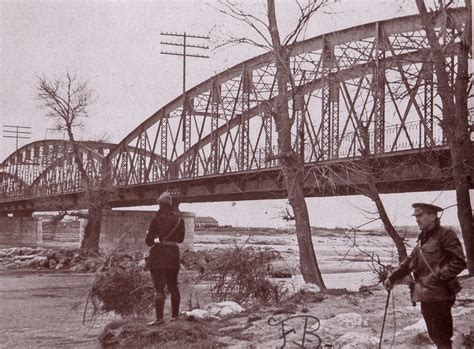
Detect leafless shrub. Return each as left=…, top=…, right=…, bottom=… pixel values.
left=341, top=227, right=396, bottom=285
left=200, top=242, right=287, bottom=306
left=82, top=249, right=153, bottom=322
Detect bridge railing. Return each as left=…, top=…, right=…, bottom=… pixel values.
left=215, top=119, right=446, bottom=172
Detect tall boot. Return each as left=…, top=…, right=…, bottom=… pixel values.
left=148, top=293, right=165, bottom=326
left=171, top=290, right=181, bottom=319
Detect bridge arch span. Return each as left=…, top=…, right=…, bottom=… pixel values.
left=106, top=8, right=468, bottom=187
left=0, top=140, right=115, bottom=200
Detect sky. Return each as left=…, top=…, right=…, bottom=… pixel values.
left=0, top=0, right=471, bottom=229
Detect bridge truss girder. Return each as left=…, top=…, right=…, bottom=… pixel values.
left=0, top=8, right=471, bottom=207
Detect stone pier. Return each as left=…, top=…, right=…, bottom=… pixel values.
left=0, top=216, right=41, bottom=245
left=99, top=210, right=195, bottom=252
left=0, top=209, right=195, bottom=251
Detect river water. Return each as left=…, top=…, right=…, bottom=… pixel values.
left=0, top=270, right=112, bottom=348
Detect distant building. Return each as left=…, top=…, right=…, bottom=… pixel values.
left=195, top=216, right=218, bottom=230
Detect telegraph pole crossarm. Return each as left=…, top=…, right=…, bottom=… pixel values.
left=160, top=31, right=210, bottom=95
left=3, top=125, right=32, bottom=151
left=160, top=31, right=210, bottom=146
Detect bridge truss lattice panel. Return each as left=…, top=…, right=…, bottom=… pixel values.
left=0, top=140, right=113, bottom=200
left=108, top=8, right=468, bottom=188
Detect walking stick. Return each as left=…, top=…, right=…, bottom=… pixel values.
left=379, top=289, right=391, bottom=349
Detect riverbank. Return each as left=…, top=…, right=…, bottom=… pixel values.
left=1, top=227, right=471, bottom=348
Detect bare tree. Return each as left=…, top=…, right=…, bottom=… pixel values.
left=215, top=0, right=328, bottom=288
left=414, top=0, right=473, bottom=274
left=349, top=122, right=408, bottom=262
left=37, top=73, right=103, bottom=252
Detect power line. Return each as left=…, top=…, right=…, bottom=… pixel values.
left=160, top=31, right=210, bottom=143
left=160, top=31, right=210, bottom=95
left=2, top=125, right=32, bottom=151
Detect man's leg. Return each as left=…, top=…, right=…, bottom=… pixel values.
left=149, top=269, right=167, bottom=325
left=421, top=301, right=454, bottom=349
left=166, top=269, right=180, bottom=319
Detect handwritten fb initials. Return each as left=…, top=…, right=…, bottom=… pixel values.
left=268, top=315, right=321, bottom=348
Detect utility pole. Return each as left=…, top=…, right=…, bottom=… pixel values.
left=160, top=32, right=210, bottom=95
left=2, top=125, right=32, bottom=151
left=160, top=32, right=210, bottom=147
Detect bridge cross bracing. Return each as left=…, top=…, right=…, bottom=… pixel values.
left=0, top=8, right=472, bottom=211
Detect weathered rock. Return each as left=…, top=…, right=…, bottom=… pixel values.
left=204, top=301, right=245, bottom=318
left=19, top=247, right=34, bottom=256
left=84, top=260, right=97, bottom=270
left=10, top=261, right=30, bottom=269
left=297, top=283, right=321, bottom=294
left=14, top=255, right=36, bottom=261
left=334, top=332, right=379, bottom=349
left=71, top=263, right=88, bottom=272
left=31, top=256, right=49, bottom=268
left=332, top=313, right=363, bottom=328
left=400, top=318, right=427, bottom=334
left=184, top=309, right=211, bottom=320
left=49, top=259, right=57, bottom=269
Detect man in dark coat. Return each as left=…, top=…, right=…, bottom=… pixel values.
left=384, top=203, right=466, bottom=349
left=145, top=191, right=185, bottom=326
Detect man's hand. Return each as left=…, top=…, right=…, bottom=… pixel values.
left=383, top=278, right=393, bottom=291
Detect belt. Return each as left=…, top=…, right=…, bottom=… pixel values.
left=157, top=241, right=178, bottom=246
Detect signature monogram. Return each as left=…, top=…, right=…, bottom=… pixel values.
left=267, top=315, right=322, bottom=348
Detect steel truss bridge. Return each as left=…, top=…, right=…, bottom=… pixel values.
left=1, top=8, right=472, bottom=214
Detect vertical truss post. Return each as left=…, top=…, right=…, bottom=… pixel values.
left=422, top=63, right=434, bottom=147
left=160, top=112, right=168, bottom=179
left=374, top=22, right=386, bottom=155
left=321, top=35, right=334, bottom=160
left=86, top=152, right=94, bottom=184
left=264, top=110, right=273, bottom=168
left=330, top=81, right=340, bottom=159
left=240, top=69, right=252, bottom=171
left=182, top=95, right=192, bottom=177
left=49, top=144, right=58, bottom=187
left=294, top=94, right=305, bottom=161
left=210, top=82, right=221, bottom=174
left=120, top=144, right=128, bottom=185
left=138, top=129, right=147, bottom=183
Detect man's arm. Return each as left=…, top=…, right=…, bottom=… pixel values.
left=388, top=256, right=412, bottom=283
left=145, top=216, right=158, bottom=247
left=384, top=249, right=416, bottom=290
left=176, top=217, right=185, bottom=243
left=437, top=230, right=467, bottom=280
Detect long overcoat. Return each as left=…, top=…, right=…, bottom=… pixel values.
left=388, top=223, right=466, bottom=302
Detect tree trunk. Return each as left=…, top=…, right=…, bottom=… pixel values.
left=358, top=122, right=408, bottom=263
left=415, top=0, right=473, bottom=274
left=80, top=192, right=103, bottom=253
left=370, top=189, right=408, bottom=263
left=283, top=165, right=327, bottom=287
left=267, top=0, right=326, bottom=288
left=450, top=140, right=474, bottom=274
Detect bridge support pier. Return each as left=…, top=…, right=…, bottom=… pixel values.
left=0, top=216, right=41, bottom=245
left=99, top=209, right=195, bottom=252
left=13, top=210, right=34, bottom=217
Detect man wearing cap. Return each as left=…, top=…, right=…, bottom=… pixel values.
left=145, top=191, right=185, bottom=325
left=384, top=203, right=466, bottom=348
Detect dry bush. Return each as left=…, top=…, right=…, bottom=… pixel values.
left=83, top=249, right=154, bottom=321
left=99, top=319, right=214, bottom=348
left=201, top=244, right=287, bottom=306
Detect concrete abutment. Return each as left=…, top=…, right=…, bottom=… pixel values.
left=0, top=210, right=196, bottom=252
